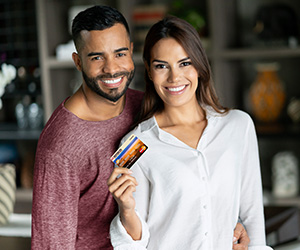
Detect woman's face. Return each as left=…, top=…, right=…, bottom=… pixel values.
left=148, top=38, right=199, bottom=108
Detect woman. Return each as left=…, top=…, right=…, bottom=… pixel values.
left=108, top=16, right=272, bottom=250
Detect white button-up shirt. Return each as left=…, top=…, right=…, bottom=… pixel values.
left=110, top=109, right=273, bottom=250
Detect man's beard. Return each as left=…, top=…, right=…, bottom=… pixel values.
left=82, top=68, right=135, bottom=102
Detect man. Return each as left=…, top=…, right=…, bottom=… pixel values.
left=31, top=5, right=249, bottom=249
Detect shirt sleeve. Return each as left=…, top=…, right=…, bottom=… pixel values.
left=239, top=117, right=273, bottom=249
left=31, top=149, right=80, bottom=250
left=110, top=210, right=150, bottom=249
left=110, top=162, right=151, bottom=248
left=248, top=247, right=274, bottom=250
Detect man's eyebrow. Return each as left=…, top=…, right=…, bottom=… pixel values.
left=87, top=47, right=129, bottom=57
left=115, top=47, right=129, bottom=53
left=87, top=52, right=103, bottom=57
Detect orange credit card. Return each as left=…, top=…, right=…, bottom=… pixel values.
left=110, top=134, right=148, bottom=169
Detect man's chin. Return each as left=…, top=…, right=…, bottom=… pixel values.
left=105, top=94, right=123, bottom=103
left=101, top=86, right=128, bottom=103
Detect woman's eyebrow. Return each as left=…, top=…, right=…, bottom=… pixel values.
left=152, top=57, right=190, bottom=64
left=152, top=59, right=167, bottom=64
left=178, top=57, right=190, bottom=63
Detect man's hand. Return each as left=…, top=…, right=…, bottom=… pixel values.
left=233, top=222, right=250, bottom=250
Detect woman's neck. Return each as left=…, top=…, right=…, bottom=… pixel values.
left=155, top=102, right=206, bottom=128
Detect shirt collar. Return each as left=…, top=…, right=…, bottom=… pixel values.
left=139, top=106, right=221, bottom=131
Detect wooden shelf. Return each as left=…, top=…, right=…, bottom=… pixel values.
left=0, top=123, right=42, bottom=140
left=267, top=196, right=300, bottom=209
left=220, top=47, right=300, bottom=60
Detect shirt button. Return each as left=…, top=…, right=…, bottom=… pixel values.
left=203, top=205, right=207, bottom=209
left=205, top=232, right=208, bottom=237
left=202, top=177, right=206, bottom=181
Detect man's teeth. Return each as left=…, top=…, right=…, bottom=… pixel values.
left=168, top=85, right=185, bottom=92
left=102, top=77, right=122, bottom=84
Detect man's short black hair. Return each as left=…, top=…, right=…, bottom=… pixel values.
left=71, top=5, right=130, bottom=51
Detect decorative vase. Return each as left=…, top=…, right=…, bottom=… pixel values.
left=249, top=62, right=285, bottom=122
left=272, top=151, right=298, bottom=198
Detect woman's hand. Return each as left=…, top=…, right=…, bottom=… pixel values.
left=108, top=167, right=142, bottom=240
left=108, top=167, right=137, bottom=210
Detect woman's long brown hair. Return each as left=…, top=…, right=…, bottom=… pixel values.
left=132, top=16, right=228, bottom=129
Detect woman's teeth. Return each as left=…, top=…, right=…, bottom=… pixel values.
left=102, top=77, right=122, bottom=84
left=168, top=85, right=185, bottom=92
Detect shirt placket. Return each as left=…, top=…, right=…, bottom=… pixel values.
left=194, top=149, right=213, bottom=249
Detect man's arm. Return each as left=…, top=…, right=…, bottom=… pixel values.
left=233, top=222, right=250, bottom=250
left=31, top=151, right=80, bottom=249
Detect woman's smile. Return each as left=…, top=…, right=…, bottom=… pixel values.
left=165, top=84, right=188, bottom=94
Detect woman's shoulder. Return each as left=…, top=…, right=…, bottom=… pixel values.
left=227, top=109, right=252, bottom=120
left=224, top=109, right=255, bottom=129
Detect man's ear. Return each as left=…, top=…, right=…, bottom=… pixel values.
left=72, top=52, right=82, bottom=71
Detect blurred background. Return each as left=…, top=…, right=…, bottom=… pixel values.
left=0, top=0, right=300, bottom=249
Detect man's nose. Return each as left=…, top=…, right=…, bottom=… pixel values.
left=103, top=58, right=120, bottom=75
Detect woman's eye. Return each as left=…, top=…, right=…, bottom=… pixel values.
left=181, top=61, right=192, bottom=67
left=154, top=64, right=166, bottom=69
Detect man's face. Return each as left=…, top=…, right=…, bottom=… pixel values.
left=76, top=23, right=135, bottom=102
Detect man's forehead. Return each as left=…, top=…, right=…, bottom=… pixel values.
left=80, top=23, right=129, bottom=41
left=79, top=27, right=131, bottom=54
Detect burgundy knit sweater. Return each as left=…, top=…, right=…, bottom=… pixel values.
left=31, top=88, right=143, bottom=249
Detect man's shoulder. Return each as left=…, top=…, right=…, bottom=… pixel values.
left=38, top=100, right=83, bottom=147
left=126, top=88, right=144, bottom=101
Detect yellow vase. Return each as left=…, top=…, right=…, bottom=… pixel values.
left=249, top=63, right=285, bottom=122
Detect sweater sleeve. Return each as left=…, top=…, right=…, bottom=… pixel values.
left=239, top=117, right=273, bottom=250
left=31, top=149, right=80, bottom=250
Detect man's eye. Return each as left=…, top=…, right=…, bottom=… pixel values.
left=117, top=53, right=126, bottom=57
left=92, top=56, right=102, bottom=61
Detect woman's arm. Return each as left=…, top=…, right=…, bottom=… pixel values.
left=108, top=167, right=142, bottom=240
left=239, top=117, right=272, bottom=249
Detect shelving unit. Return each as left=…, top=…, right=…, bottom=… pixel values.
left=0, top=0, right=42, bottom=133
left=0, top=0, right=42, bottom=191
left=0, top=0, right=292, bottom=247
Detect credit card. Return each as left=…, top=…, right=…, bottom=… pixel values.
left=110, top=134, right=148, bottom=169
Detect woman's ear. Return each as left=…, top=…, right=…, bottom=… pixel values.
left=72, top=52, right=82, bottom=71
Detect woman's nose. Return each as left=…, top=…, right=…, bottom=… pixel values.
left=167, top=68, right=180, bottom=83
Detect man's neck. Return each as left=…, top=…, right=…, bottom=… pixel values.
left=65, top=85, right=126, bottom=121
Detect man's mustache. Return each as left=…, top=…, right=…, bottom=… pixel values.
left=96, top=72, right=130, bottom=80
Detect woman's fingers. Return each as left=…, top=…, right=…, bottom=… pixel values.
left=107, top=167, right=133, bottom=186
left=107, top=167, right=138, bottom=210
